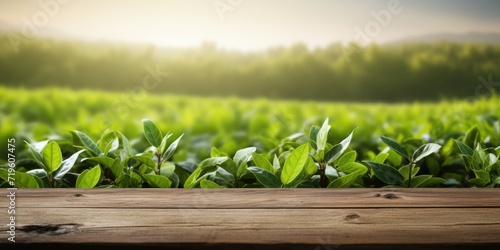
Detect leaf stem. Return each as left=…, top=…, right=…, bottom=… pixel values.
left=319, top=162, right=327, bottom=188
left=408, top=162, right=415, bottom=188
left=156, top=152, right=162, bottom=176
left=48, top=173, right=54, bottom=188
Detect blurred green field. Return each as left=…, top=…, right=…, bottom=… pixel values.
left=1, top=35, right=499, bottom=102
left=1, top=86, right=499, bottom=163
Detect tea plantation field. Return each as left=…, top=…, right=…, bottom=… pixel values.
left=1, top=87, right=499, bottom=188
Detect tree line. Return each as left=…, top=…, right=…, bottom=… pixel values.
left=1, top=34, right=499, bottom=102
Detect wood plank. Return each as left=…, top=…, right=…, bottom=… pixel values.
left=1, top=208, right=499, bottom=245
left=4, top=189, right=500, bottom=208
left=1, top=189, right=499, bottom=246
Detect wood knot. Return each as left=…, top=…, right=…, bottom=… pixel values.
left=383, top=193, right=399, bottom=199
left=20, top=224, right=81, bottom=235
left=374, top=193, right=381, bottom=197
left=74, top=193, right=84, bottom=197
left=345, top=213, right=360, bottom=220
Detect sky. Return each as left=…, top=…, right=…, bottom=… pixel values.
left=1, top=0, right=500, bottom=51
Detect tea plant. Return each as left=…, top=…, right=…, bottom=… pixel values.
left=455, top=126, right=500, bottom=187
left=365, top=136, right=444, bottom=187
left=1, top=117, right=499, bottom=188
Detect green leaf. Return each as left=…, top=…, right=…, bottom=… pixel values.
left=82, top=156, right=115, bottom=169
left=309, top=125, right=320, bottom=149
left=76, top=166, right=101, bottom=188
left=304, top=156, right=318, bottom=175
left=236, top=162, right=249, bottom=178
left=473, top=169, right=490, bottom=183
left=159, top=133, right=173, bottom=155
left=485, top=153, right=498, bottom=169
left=118, top=131, right=134, bottom=156
left=252, top=153, right=274, bottom=173
left=184, top=166, right=217, bottom=188
left=73, top=130, right=102, bottom=156
left=143, top=174, right=171, bottom=188
left=42, top=141, right=62, bottom=173
left=184, top=167, right=204, bottom=188
left=25, top=141, right=46, bottom=170
left=380, top=135, right=409, bottom=159
left=131, top=155, right=157, bottom=170
left=337, top=151, right=357, bottom=166
left=248, top=166, right=281, bottom=188
left=200, top=179, right=222, bottom=188
left=492, top=177, right=500, bottom=185
left=469, top=178, right=487, bottom=187
left=109, top=158, right=124, bottom=179
left=325, top=144, right=341, bottom=164
left=199, top=157, right=229, bottom=169
left=103, top=138, right=119, bottom=156
left=316, top=118, right=331, bottom=151
left=0, top=168, right=8, bottom=181
left=162, top=134, right=184, bottom=162
left=210, top=147, right=222, bottom=157
left=98, top=129, right=117, bottom=154
left=53, top=149, right=85, bottom=181
left=337, top=162, right=368, bottom=175
left=234, top=147, right=257, bottom=167
left=412, top=143, right=441, bottom=163
left=281, top=144, right=310, bottom=185
left=455, top=140, right=474, bottom=157
left=325, top=129, right=355, bottom=163
left=142, top=119, right=163, bottom=147
left=272, top=154, right=281, bottom=172
left=411, top=175, right=446, bottom=188
left=374, top=152, right=389, bottom=163
left=398, top=165, right=420, bottom=180
left=328, top=172, right=359, bottom=188
left=365, top=161, right=404, bottom=185
left=15, top=172, right=39, bottom=188
left=463, top=125, right=480, bottom=149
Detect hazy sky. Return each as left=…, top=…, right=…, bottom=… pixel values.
left=1, top=0, right=500, bottom=50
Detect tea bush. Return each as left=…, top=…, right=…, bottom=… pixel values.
left=0, top=87, right=499, bottom=188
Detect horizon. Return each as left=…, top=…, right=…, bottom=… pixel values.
left=1, top=0, right=500, bottom=51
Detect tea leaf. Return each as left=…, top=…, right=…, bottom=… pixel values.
left=281, top=144, right=309, bottom=185
left=412, top=143, right=441, bottom=163
left=15, top=172, right=40, bottom=188
left=76, top=166, right=101, bottom=188
left=328, top=172, right=359, bottom=188
left=248, top=166, right=281, bottom=188
left=142, top=119, right=163, bottom=147
left=143, top=174, right=171, bottom=188
left=455, top=140, right=474, bottom=157
left=54, top=149, right=85, bottom=181
left=162, top=134, right=184, bottom=162
left=338, top=162, right=367, bottom=175
left=252, top=153, right=274, bottom=173
left=365, top=161, right=404, bottom=185
left=200, top=179, right=222, bottom=188
left=325, top=129, right=355, bottom=163
left=380, top=135, right=409, bottom=159
left=316, top=118, right=331, bottom=151
left=42, top=141, right=62, bottom=173
left=73, top=130, right=102, bottom=156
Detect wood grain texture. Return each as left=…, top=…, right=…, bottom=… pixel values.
left=1, top=189, right=499, bottom=246
left=4, top=188, right=500, bottom=208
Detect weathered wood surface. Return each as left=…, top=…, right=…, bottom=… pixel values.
left=1, top=189, right=500, bottom=247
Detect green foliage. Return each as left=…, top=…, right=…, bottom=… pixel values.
left=143, top=119, right=163, bottom=147
left=76, top=166, right=101, bottom=188
left=1, top=86, right=499, bottom=188
left=281, top=144, right=310, bottom=186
